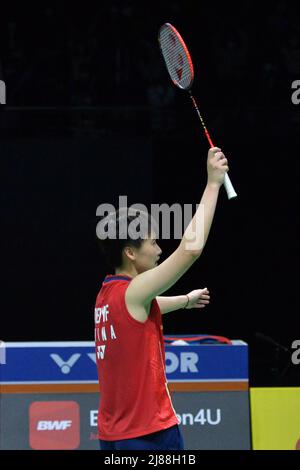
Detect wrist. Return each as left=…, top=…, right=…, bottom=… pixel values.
left=183, top=294, right=190, bottom=309
left=206, top=180, right=221, bottom=190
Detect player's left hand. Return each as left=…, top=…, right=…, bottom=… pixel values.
left=185, top=288, right=210, bottom=309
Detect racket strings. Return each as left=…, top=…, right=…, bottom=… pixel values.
left=159, top=25, right=193, bottom=90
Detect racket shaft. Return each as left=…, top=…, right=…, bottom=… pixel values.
left=190, top=94, right=237, bottom=199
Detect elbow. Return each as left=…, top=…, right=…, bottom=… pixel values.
left=187, top=249, right=202, bottom=259
left=182, top=247, right=202, bottom=259
left=178, top=243, right=202, bottom=259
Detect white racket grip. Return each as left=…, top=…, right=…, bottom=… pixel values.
left=224, top=173, right=237, bottom=199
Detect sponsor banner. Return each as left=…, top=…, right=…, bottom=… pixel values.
left=1, top=341, right=248, bottom=383
left=0, top=392, right=251, bottom=450
left=250, top=387, right=300, bottom=450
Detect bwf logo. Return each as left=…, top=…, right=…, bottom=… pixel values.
left=291, top=80, right=300, bottom=105
left=37, top=420, right=72, bottom=431
left=29, top=401, right=80, bottom=450
left=0, top=80, right=6, bottom=104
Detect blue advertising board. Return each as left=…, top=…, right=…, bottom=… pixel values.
left=0, top=339, right=248, bottom=384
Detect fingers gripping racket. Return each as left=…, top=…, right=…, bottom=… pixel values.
left=158, top=23, right=237, bottom=200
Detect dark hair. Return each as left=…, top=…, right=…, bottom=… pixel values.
left=96, top=208, right=155, bottom=270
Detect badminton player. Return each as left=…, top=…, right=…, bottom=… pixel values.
left=95, top=146, right=228, bottom=450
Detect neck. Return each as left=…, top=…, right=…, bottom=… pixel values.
left=115, top=266, right=137, bottom=278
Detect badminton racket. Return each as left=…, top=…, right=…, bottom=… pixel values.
left=158, top=22, right=237, bottom=199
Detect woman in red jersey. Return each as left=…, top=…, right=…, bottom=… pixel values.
left=95, top=147, right=228, bottom=450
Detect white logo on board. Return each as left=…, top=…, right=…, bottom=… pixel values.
left=50, top=354, right=81, bottom=374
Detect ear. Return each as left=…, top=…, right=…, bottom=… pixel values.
left=123, top=246, right=136, bottom=262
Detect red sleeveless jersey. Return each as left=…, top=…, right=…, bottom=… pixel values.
left=94, top=274, right=179, bottom=441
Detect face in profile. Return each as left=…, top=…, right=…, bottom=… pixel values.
left=128, top=233, right=162, bottom=274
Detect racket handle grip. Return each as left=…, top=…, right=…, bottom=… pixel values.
left=224, top=172, right=237, bottom=199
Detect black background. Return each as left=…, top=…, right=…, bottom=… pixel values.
left=0, top=1, right=299, bottom=386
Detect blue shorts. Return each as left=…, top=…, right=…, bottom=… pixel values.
left=99, top=424, right=184, bottom=451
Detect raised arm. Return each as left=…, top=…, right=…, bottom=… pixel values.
left=125, top=147, right=228, bottom=308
